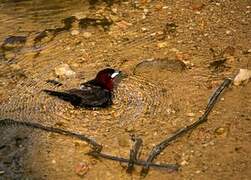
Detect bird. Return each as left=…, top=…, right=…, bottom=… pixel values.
left=43, top=68, right=121, bottom=108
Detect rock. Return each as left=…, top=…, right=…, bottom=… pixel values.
left=141, top=27, right=148, bottom=32
left=111, top=7, right=118, bottom=14
left=73, top=12, right=87, bottom=20
left=134, top=58, right=186, bottom=74
left=234, top=69, right=251, bottom=86
left=226, top=30, right=231, bottom=35
left=115, top=20, right=132, bottom=30
left=187, top=112, right=195, bottom=117
left=2, top=35, right=26, bottom=49
left=83, top=32, right=92, bottom=38
left=125, top=124, right=134, bottom=132
left=195, top=170, right=201, bottom=174
left=180, top=160, right=189, bottom=166
left=75, top=162, right=89, bottom=176
left=55, top=64, right=76, bottom=77
left=71, top=30, right=80, bottom=36
left=214, top=127, right=228, bottom=137
left=157, top=42, right=168, bottom=48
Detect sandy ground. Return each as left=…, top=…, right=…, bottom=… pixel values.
left=0, top=0, right=251, bottom=179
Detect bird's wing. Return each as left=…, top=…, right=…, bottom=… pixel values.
left=67, top=87, right=112, bottom=108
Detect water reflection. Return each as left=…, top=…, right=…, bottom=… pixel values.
left=0, top=0, right=90, bottom=39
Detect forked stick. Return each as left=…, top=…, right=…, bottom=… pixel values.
left=141, top=78, right=232, bottom=176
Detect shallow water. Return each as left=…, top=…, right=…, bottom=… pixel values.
left=0, top=1, right=182, bottom=178
left=0, top=0, right=251, bottom=179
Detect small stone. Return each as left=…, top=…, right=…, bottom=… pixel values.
left=55, top=64, right=76, bottom=77
left=157, top=42, right=168, bottom=48
left=155, top=4, right=163, bottom=10
left=52, top=159, right=56, bottom=164
left=110, top=15, right=120, bottom=22
left=215, top=127, right=228, bottom=137
left=226, top=30, right=231, bottom=35
left=125, top=124, right=134, bottom=132
left=75, top=162, right=89, bottom=176
left=71, top=30, right=80, bottom=36
left=116, top=20, right=132, bottom=30
left=195, top=170, right=201, bottom=174
left=0, top=170, right=4, bottom=175
left=141, top=27, right=148, bottom=32
left=111, top=7, right=118, bottom=14
left=169, top=48, right=179, bottom=52
left=180, top=160, right=189, bottom=166
left=187, top=112, right=195, bottom=117
left=234, top=69, right=251, bottom=86
left=83, top=32, right=92, bottom=38
left=73, top=12, right=87, bottom=20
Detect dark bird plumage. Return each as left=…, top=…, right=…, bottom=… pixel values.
left=43, top=68, right=121, bottom=108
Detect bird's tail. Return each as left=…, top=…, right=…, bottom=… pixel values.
left=43, top=89, right=80, bottom=105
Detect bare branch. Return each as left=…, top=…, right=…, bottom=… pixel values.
left=141, top=78, right=232, bottom=176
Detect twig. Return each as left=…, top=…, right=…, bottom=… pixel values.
left=0, top=118, right=102, bottom=152
left=127, top=136, right=143, bottom=173
left=88, top=151, right=179, bottom=171
left=141, top=78, right=232, bottom=176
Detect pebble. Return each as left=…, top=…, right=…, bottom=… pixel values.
left=141, top=27, right=148, bottom=32
left=75, top=162, right=89, bottom=176
left=111, top=7, right=118, bottom=14
left=225, top=30, right=231, bottom=35
left=116, top=20, right=132, bottom=30
left=187, top=112, right=195, bottom=117
left=55, top=64, right=76, bottom=77
left=157, top=42, right=168, bottom=48
left=180, top=160, right=189, bottom=166
left=0, top=170, right=5, bottom=175
left=195, top=170, right=201, bottom=174
left=83, top=32, right=92, bottom=38
left=125, top=124, right=134, bottom=132
left=71, top=30, right=80, bottom=36
left=73, top=12, right=87, bottom=20
left=234, top=69, right=251, bottom=86
left=215, top=127, right=228, bottom=137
